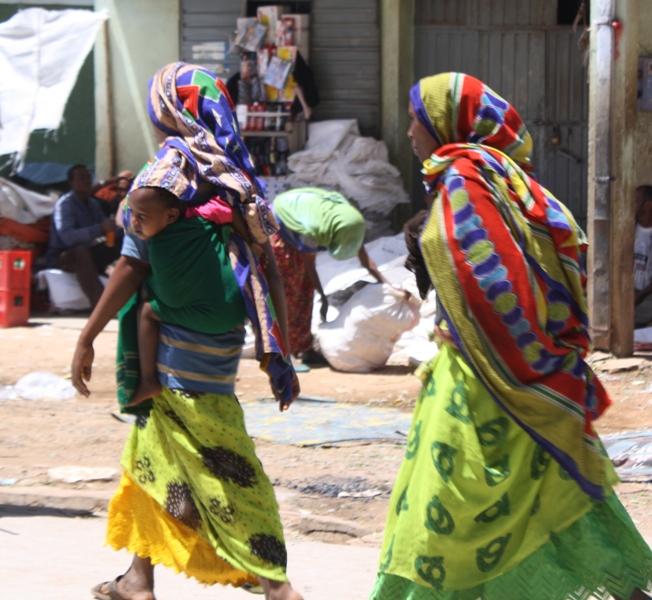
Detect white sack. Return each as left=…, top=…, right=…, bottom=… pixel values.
left=316, top=283, right=420, bottom=373
left=316, top=233, right=411, bottom=296
left=0, top=8, right=107, bottom=164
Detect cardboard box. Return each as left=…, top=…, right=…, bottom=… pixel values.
left=257, top=5, right=287, bottom=45
left=284, top=14, right=309, bottom=60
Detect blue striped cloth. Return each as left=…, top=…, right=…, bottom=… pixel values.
left=122, top=233, right=246, bottom=396
left=156, top=323, right=245, bottom=395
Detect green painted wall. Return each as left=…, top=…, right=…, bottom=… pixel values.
left=94, top=0, right=180, bottom=179
left=0, top=4, right=96, bottom=171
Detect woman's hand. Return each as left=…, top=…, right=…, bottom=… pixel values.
left=273, top=370, right=301, bottom=412
left=71, top=340, right=95, bottom=397
left=434, top=325, right=459, bottom=350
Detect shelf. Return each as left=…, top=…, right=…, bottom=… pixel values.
left=242, top=111, right=292, bottom=118
left=241, top=130, right=292, bottom=137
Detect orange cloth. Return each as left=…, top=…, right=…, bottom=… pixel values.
left=0, top=217, right=50, bottom=244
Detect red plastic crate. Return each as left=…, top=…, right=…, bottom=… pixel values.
left=0, top=250, right=32, bottom=290
left=0, top=288, right=30, bottom=327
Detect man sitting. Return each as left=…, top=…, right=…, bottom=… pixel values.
left=46, top=165, right=122, bottom=309
left=635, top=185, right=652, bottom=327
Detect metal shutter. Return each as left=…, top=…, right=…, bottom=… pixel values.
left=310, top=0, right=380, bottom=137
left=180, top=0, right=243, bottom=78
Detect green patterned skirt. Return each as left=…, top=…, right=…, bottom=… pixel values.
left=370, top=344, right=652, bottom=600
left=107, top=387, right=287, bottom=587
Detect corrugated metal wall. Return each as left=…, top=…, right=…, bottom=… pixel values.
left=180, top=0, right=243, bottom=78
left=414, top=0, right=588, bottom=228
left=310, top=0, right=380, bottom=137
left=179, top=0, right=381, bottom=137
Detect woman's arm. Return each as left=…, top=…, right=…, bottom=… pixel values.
left=303, top=252, right=328, bottom=321
left=71, top=255, right=149, bottom=396
left=258, top=240, right=291, bottom=352
left=358, top=245, right=387, bottom=284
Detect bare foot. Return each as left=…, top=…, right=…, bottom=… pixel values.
left=128, top=378, right=161, bottom=407
left=94, top=574, right=155, bottom=600
left=259, top=579, right=304, bottom=600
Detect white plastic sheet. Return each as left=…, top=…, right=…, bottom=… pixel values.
left=0, top=8, right=107, bottom=164
left=0, top=177, right=55, bottom=223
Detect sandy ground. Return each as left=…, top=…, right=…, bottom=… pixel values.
left=1, top=315, right=652, bottom=549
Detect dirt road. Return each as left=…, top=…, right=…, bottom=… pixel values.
left=1, top=316, right=651, bottom=548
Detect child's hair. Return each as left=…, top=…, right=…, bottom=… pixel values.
left=148, top=186, right=185, bottom=219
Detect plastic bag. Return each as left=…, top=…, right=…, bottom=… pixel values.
left=15, top=371, right=76, bottom=401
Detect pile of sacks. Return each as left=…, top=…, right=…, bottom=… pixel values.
left=287, top=120, right=410, bottom=240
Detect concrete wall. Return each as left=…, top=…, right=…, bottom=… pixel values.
left=94, top=0, right=180, bottom=179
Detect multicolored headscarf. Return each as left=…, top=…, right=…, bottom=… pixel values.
left=414, top=73, right=611, bottom=499
left=126, top=62, right=294, bottom=405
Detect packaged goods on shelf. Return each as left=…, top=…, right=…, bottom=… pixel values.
left=256, top=5, right=287, bottom=45
left=264, top=55, right=293, bottom=90
left=283, top=14, right=310, bottom=61
left=234, top=18, right=267, bottom=53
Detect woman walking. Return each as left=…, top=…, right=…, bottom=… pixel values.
left=370, top=72, right=652, bottom=600
left=72, top=62, right=302, bottom=600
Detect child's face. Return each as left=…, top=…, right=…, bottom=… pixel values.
left=128, top=188, right=180, bottom=240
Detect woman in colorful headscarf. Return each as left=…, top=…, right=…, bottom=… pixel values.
left=71, top=62, right=303, bottom=600
left=370, top=72, right=652, bottom=600
left=270, top=187, right=384, bottom=365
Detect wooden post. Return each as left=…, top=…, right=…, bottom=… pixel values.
left=610, top=0, right=639, bottom=357
left=587, top=0, right=615, bottom=351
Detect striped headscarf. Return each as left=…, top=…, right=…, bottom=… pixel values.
left=414, top=73, right=611, bottom=499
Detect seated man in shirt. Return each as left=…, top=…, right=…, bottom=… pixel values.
left=635, top=185, right=652, bottom=327
left=46, top=165, right=122, bottom=309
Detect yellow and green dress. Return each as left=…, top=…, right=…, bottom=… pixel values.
left=371, top=72, right=652, bottom=599
left=107, top=223, right=292, bottom=587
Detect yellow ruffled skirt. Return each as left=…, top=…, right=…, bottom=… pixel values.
left=106, top=387, right=288, bottom=586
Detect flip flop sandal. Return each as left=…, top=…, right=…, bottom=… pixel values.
left=242, top=582, right=265, bottom=594
left=91, top=575, right=128, bottom=600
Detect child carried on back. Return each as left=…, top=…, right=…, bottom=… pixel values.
left=124, top=185, right=247, bottom=406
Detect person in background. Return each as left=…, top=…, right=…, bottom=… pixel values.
left=46, top=164, right=122, bottom=309
left=369, top=72, right=652, bottom=600
left=270, top=187, right=385, bottom=367
left=635, top=185, right=652, bottom=328
left=93, top=170, right=135, bottom=218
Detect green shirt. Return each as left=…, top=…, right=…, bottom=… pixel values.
left=272, top=187, right=365, bottom=260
